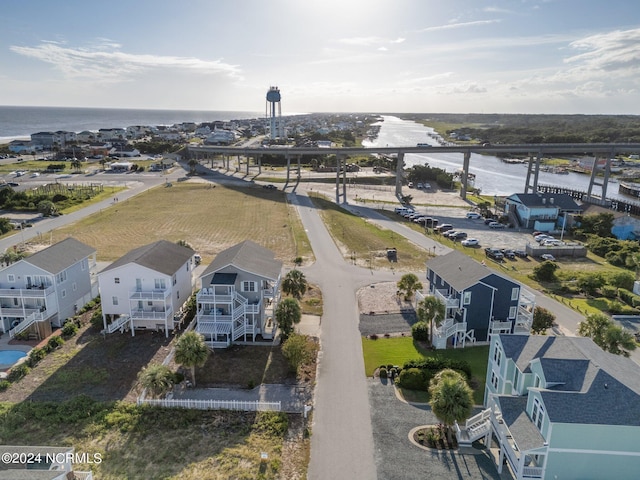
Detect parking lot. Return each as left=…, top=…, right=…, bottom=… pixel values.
left=395, top=205, right=539, bottom=252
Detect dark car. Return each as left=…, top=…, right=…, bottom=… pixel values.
left=435, top=224, right=453, bottom=233
left=484, top=218, right=495, bottom=225
left=514, top=249, right=528, bottom=258
left=501, top=249, right=516, bottom=259
left=262, top=184, right=277, bottom=190
left=449, top=231, right=468, bottom=240
left=485, top=248, right=504, bottom=261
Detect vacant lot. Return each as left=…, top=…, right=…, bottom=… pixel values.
left=51, top=181, right=312, bottom=265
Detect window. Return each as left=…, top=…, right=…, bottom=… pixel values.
left=513, top=368, right=520, bottom=394
left=112, top=296, right=119, bottom=306
left=534, top=375, right=541, bottom=388
left=531, top=397, right=545, bottom=430
left=511, top=287, right=519, bottom=301
left=242, top=281, right=257, bottom=292
left=509, top=306, right=517, bottom=319
left=172, top=274, right=177, bottom=286
left=57, top=271, right=67, bottom=283
left=81, top=259, right=87, bottom=271
left=493, top=345, right=502, bottom=366
left=61, top=289, right=66, bottom=298
left=463, top=291, right=472, bottom=305
left=114, top=277, right=120, bottom=284
left=7, top=274, right=15, bottom=283
left=491, top=370, right=499, bottom=389
left=72, top=282, right=77, bottom=291
left=155, top=279, right=166, bottom=290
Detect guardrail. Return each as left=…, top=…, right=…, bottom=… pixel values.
left=138, top=397, right=281, bottom=412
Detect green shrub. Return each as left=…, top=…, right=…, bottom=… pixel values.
left=61, top=321, right=78, bottom=338
left=0, top=380, right=10, bottom=391
left=379, top=367, right=388, bottom=379
left=600, top=285, right=617, bottom=299
left=403, top=357, right=472, bottom=380
left=45, top=335, right=65, bottom=352
left=396, top=367, right=428, bottom=391
left=90, top=310, right=104, bottom=329
left=7, top=363, right=30, bottom=382
left=27, top=347, right=46, bottom=367
left=618, top=288, right=640, bottom=307
left=411, top=321, right=430, bottom=341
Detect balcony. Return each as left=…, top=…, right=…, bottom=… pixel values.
left=130, top=306, right=173, bottom=321
left=434, top=289, right=460, bottom=309
left=129, top=288, right=170, bottom=301
left=0, top=285, right=55, bottom=298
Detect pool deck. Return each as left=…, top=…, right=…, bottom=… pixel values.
left=0, top=332, right=33, bottom=376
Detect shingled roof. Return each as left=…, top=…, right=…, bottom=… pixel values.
left=201, top=240, right=282, bottom=281
left=100, top=240, right=194, bottom=276
left=499, top=334, right=640, bottom=426
left=23, top=237, right=95, bottom=274
left=426, top=250, right=494, bottom=291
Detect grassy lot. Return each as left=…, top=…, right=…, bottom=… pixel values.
left=310, top=193, right=430, bottom=271
left=51, top=181, right=313, bottom=265
left=362, top=337, right=489, bottom=404
left=0, top=399, right=297, bottom=480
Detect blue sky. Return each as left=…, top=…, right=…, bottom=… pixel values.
left=1, top=0, right=639, bottom=114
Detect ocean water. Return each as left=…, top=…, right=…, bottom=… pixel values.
left=0, top=106, right=264, bottom=143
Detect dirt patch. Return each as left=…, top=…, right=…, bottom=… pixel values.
left=0, top=322, right=173, bottom=403
left=357, top=281, right=416, bottom=314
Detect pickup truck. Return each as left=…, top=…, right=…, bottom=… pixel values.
left=485, top=248, right=504, bottom=261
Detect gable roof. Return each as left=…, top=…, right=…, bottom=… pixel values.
left=427, top=250, right=496, bottom=291
left=498, top=334, right=640, bottom=425
left=100, top=240, right=193, bottom=276
left=23, top=237, right=95, bottom=274
left=506, top=193, right=582, bottom=211
left=201, top=240, right=282, bottom=281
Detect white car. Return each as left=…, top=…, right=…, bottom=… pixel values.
left=488, top=221, right=506, bottom=229
left=541, top=254, right=556, bottom=261
left=465, top=212, right=482, bottom=219
left=461, top=238, right=479, bottom=247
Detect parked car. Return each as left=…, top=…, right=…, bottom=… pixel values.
left=488, top=222, right=506, bottom=229
left=485, top=248, right=504, bottom=260
left=541, top=253, right=556, bottom=261
left=449, top=231, right=468, bottom=240
left=501, top=249, right=516, bottom=259
left=425, top=218, right=439, bottom=227
left=514, top=249, right=528, bottom=258
left=484, top=218, right=496, bottom=225
left=465, top=212, right=482, bottom=219
left=435, top=224, right=453, bottom=233
left=263, top=184, right=277, bottom=190
left=535, top=234, right=554, bottom=243
left=542, top=239, right=564, bottom=246
left=461, top=238, right=479, bottom=247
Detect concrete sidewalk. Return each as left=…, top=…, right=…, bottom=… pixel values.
left=171, top=384, right=311, bottom=413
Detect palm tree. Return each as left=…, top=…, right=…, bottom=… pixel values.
left=282, top=269, right=308, bottom=299
left=416, top=296, right=445, bottom=347
left=188, top=158, right=198, bottom=174
left=429, top=369, right=474, bottom=444
left=397, top=273, right=423, bottom=301
left=137, top=363, right=175, bottom=398
left=275, top=297, right=302, bottom=339
left=174, top=331, right=209, bottom=387
left=603, top=325, right=637, bottom=357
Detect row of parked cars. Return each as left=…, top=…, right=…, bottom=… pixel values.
left=394, top=207, right=440, bottom=227
left=485, top=247, right=528, bottom=261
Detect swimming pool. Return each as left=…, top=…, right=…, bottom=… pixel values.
left=0, top=350, right=27, bottom=366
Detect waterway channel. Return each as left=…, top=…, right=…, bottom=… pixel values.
left=363, top=115, right=621, bottom=199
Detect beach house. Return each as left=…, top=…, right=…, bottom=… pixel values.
left=456, top=334, right=640, bottom=480
left=98, top=240, right=195, bottom=337
left=0, top=238, right=97, bottom=340
left=425, top=251, right=535, bottom=348
left=195, top=240, right=282, bottom=348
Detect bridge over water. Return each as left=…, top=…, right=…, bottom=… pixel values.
left=189, top=143, right=640, bottom=206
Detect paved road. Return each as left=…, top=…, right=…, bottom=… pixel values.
left=292, top=192, right=399, bottom=480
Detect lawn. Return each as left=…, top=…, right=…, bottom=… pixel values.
left=362, top=336, right=489, bottom=404
left=51, top=181, right=313, bottom=265
left=310, top=193, right=430, bottom=271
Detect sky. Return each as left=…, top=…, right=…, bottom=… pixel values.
left=1, top=0, right=640, bottom=115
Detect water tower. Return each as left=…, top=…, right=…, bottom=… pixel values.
left=266, top=86, right=283, bottom=140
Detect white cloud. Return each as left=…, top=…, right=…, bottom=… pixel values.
left=337, top=36, right=405, bottom=47
left=565, top=28, right=640, bottom=72
left=417, top=19, right=501, bottom=33
left=9, top=42, right=243, bottom=82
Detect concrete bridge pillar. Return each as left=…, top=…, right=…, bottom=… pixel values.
left=460, top=150, right=471, bottom=200
left=395, top=152, right=405, bottom=198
